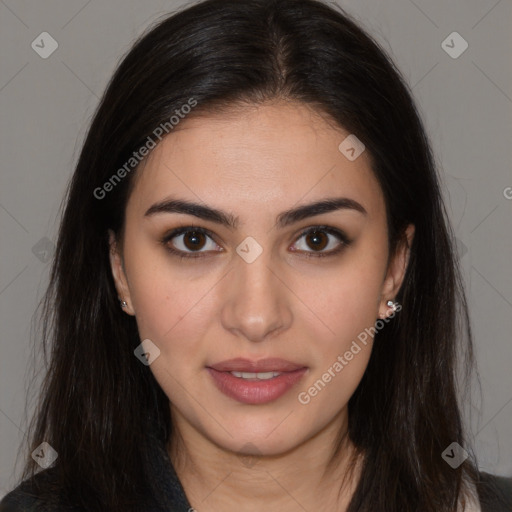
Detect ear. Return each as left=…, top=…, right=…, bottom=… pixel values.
left=108, top=229, right=135, bottom=316
left=378, top=224, right=415, bottom=319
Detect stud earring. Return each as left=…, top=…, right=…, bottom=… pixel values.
left=386, top=300, right=398, bottom=311
left=120, top=299, right=128, bottom=308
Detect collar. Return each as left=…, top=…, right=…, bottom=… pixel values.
left=142, top=420, right=194, bottom=512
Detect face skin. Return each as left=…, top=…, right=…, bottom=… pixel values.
left=109, top=100, right=414, bottom=511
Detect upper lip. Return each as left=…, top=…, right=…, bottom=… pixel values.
left=208, top=358, right=306, bottom=373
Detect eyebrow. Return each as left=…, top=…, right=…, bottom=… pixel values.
left=144, top=196, right=367, bottom=229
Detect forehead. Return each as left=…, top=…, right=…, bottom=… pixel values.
left=126, top=101, right=384, bottom=223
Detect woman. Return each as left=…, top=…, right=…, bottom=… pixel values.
left=1, top=0, right=511, bottom=510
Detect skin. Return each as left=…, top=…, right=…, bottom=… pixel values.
left=109, top=100, right=414, bottom=511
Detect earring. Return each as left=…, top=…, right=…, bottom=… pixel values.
left=386, top=300, right=397, bottom=311
left=120, top=299, right=128, bottom=308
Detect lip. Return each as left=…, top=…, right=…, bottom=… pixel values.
left=208, top=358, right=306, bottom=373
left=206, top=358, right=308, bottom=405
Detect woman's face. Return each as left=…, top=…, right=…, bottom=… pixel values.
left=110, top=101, right=412, bottom=457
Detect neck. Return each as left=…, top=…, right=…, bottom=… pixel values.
left=168, top=408, right=363, bottom=512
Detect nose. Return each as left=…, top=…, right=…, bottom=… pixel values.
left=220, top=249, right=293, bottom=343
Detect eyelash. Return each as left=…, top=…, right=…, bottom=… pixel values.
left=160, top=225, right=352, bottom=261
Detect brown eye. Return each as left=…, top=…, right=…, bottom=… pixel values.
left=162, top=227, right=221, bottom=259
left=182, top=231, right=207, bottom=251
left=304, top=231, right=329, bottom=251
left=291, top=226, right=351, bottom=258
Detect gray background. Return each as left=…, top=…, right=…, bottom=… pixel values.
left=1, top=0, right=511, bottom=498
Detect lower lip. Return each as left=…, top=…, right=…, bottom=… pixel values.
left=207, top=368, right=308, bottom=405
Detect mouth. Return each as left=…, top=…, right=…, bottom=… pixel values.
left=206, top=358, right=308, bottom=405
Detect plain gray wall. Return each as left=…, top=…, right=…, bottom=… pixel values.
left=1, top=0, right=511, bottom=498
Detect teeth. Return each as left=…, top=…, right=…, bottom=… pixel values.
left=230, top=371, right=282, bottom=380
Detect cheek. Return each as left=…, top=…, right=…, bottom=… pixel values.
left=123, top=244, right=217, bottom=356
left=298, top=248, right=386, bottom=346
left=289, top=264, right=385, bottom=443
left=293, top=238, right=387, bottom=399
left=128, top=267, right=217, bottom=409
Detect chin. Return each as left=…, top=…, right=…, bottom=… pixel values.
left=207, top=420, right=307, bottom=458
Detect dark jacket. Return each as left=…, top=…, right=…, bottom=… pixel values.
left=1, top=427, right=511, bottom=512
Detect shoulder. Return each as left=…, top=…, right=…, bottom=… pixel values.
left=0, top=468, right=162, bottom=512
left=0, top=468, right=72, bottom=512
left=477, top=471, right=512, bottom=512
left=1, top=482, right=42, bottom=511
left=5, top=468, right=509, bottom=511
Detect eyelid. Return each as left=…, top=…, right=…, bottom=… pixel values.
left=160, top=224, right=351, bottom=259
left=295, top=225, right=351, bottom=246
left=160, top=225, right=221, bottom=259
left=290, top=225, right=351, bottom=259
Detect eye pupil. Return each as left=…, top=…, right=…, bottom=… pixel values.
left=306, top=231, right=328, bottom=251
left=184, top=231, right=205, bottom=250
